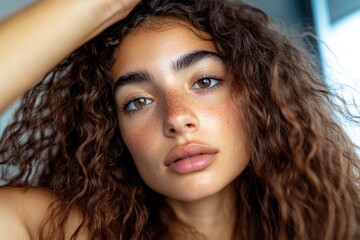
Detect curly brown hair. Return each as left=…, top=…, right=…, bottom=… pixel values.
left=1, top=0, right=359, bottom=239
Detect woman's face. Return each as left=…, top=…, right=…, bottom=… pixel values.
left=112, top=19, right=250, bottom=202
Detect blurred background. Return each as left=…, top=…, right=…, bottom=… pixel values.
left=0, top=0, right=359, bottom=143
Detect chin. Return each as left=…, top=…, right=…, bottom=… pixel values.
left=165, top=181, right=232, bottom=202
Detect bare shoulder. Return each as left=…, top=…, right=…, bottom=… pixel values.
left=0, top=187, right=53, bottom=240
left=0, top=187, right=88, bottom=239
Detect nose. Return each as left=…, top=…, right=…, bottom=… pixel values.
left=162, top=93, right=199, bottom=137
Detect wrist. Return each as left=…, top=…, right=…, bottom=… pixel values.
left=85, top=0, right=140, bottom=28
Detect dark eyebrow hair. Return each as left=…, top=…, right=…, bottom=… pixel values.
left=113, top=50, right=222, bottom=94
left=113, top=71, right=153, bottom=94
left=171, top=50, right=222, bottom=72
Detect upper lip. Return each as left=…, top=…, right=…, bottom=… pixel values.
left=164, top=143, right=218, bottom=166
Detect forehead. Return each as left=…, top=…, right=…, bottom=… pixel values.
left=112, top=18, right=216, bottom=76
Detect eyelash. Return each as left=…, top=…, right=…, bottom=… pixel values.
left=193, top=75, right=223, bottom=91
left=121, top=96, right=153, bottom=114
left=121, top=75, right=224, bottom=114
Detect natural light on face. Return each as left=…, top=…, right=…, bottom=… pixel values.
left=111, top=18, right=250, bottom=202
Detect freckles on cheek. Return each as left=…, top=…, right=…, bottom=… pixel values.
left=120, top=119, right=157, bottom=160
left=206, top=100, right=235, bottom=126
left=123, top=126, right=147, bottom=150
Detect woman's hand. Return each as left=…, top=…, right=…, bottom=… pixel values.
left=0, top=0, right=140, bottom=114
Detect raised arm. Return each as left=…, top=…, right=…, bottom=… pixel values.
left=0, top=0, right=140, bottom=113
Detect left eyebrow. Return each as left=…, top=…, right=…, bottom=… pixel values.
left=171, top=50, right=223, bottom=72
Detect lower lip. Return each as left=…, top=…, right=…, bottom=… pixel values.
left=168, top=154, right=215, bottom=174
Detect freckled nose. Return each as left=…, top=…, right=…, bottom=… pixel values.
left=163, top=93, right=199, bottom=137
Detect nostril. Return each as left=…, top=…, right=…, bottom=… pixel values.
left=163, top=112, right=199, bottom=137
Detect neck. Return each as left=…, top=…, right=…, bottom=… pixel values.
left=166, top=183, right=238, bottom=240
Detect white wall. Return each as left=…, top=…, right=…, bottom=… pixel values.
left=311, top=0, right=360, bottom=146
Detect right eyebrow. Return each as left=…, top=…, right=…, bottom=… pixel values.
left=171, top=50, right=222, bottom=72
left=113, top=71, right=153, bottom=95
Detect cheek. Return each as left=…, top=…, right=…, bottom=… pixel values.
left=118, top=117, right=165, bottom=188
left=215, top=97, right=250, bottom=151
left=118, top=116, right=159, bottom=164
left=122, top=124, right=148, bottom=150
left=204, top=97, right=241, bottom=131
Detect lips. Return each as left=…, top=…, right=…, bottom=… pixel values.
left=164, top=144, right=218, bottom=173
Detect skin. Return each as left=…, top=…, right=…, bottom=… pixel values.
left=112, top=19, right=250, bottom=239
left=0, top=187, right=88, bottom=239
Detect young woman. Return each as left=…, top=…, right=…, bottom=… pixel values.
left=0, top=0, right=359, bottom=239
